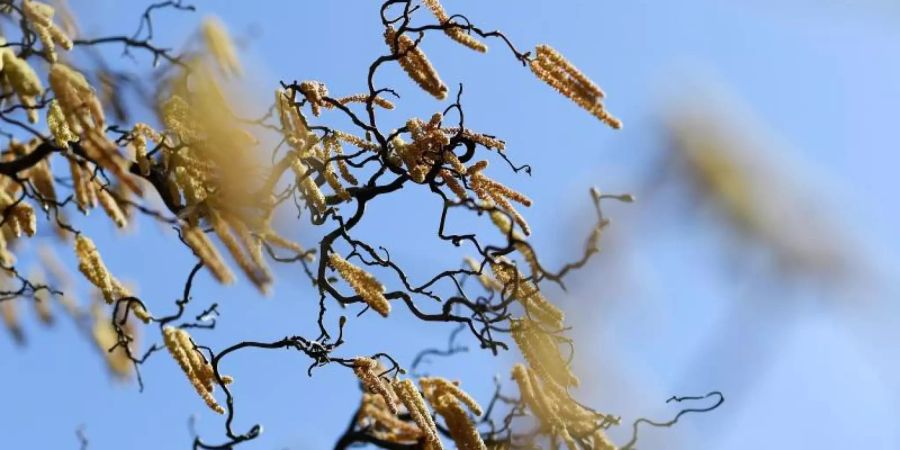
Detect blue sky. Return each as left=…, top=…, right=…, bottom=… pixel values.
left=1, top=1, right=898, bottom=449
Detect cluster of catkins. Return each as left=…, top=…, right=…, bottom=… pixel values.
left=385, top=0, right=619, bottom=128
left=163, top=326, right=233, bottom=414
left=354, top=357, right=487, bottom=450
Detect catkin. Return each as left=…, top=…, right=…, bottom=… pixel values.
left=357, top=392, right=425, bottom=443
left=182, top=225, right=235, bottom=284
left=385, top=26, right=448, bottom=100
left=393, top=379, right=442, bottom=447
left=468, top=161, right=532, bottom=235
left=23, top=0, right=73, bottom=63
left=530, top=44, right=621, bottom=129
left=1, top=297, right=23, bottom=344
left=2, top=51, right=42, bottom=123
left=163, top=326, right=230, bottom=414
left=73, top=235, right=132, bottom=304
left=329, top=253, right=390, bottom=317
left=96, top=187, right=127, bottom=228
left=47, top=100, right=76, bottom=147
left=354, top=357, right=399, bottom=414
left=202, top=16, right=241, bottom=77
left=423, top=0, right=488, bottom=53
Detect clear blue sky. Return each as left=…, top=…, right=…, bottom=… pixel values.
left=1, top=1, right=898, bottom=449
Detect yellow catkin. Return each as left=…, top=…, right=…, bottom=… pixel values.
left=357, top=393, right=425, bottom=443
left=385, top=26, right=448, bottom=100
left=96, top=186, right=127, bottom=228
left=420, top=377, right=483, bottom=417
left=337, top=93, right=395, bottom=110
left=530, top=44, right=621, bottom=129
left=131, top=123, right=161, bottom=176
left=73, top=235, right=132, bottom=304
left=323, top=139, right=351, bottom=201
left=1, top=297, right=23, bottom=343
left=433, top=395, right=486, bottom=450
left=298, top=80, right=329, bottom=116
left=393, top=379, right=442, bottom=447
left=511, top=318, right=579, bottom=389
left=490, top=211, right=540, bottom=276
left=0, top=189, right=37, bottom=238
left=328, top=139, right=358, bottom=185
left=467, top=161, right=532, bottom=235
left=30, top=270, right=53, bottom=325
left=23, top=0, right=73, bottom=63
left=490, top=261, right=563, bottom=330
left=328, top=253, right=391, bottom=317
left=291, top=159, right=327, bottom=214
left=208, top=211, right=270, bottom=293
left=512, top=363, right=618, bottom=450
left=47, top=100, right=76, bottom=147
left=464, top=257, right=503, bottom=292
left=202, top=16, right=241, bottom=77
left=52, top=64, right=141, bottom=195
left=182, top=225, right=235, bottom=284
left=163, top=326, right=228, bottom=414
left=354, top=357, right=399, bottom=414
left=91, top=304, right=135, bottom=376
left=2, top=51, right=42, bottom=123
left=423, top=0, right=488, bottom=53
left=333, top=130, right=377, bottom=151
left=442, top=128, right=505, bottom=150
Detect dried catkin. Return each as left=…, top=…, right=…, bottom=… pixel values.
left=328, top=253, right=391, bottom=317
left=384, top=25, right=448, bottom=100
left=530, top=44, right=621, bottom=129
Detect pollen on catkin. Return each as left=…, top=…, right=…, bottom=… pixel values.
left=423, top=0, right=488, bottom=53
left=385, top=25, right=448, bottom=100
left=328, top=253, right=391, bottom=317
left=530, top=44, right=621, bottom=129
left=163, top=326, right=231, bottom=414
